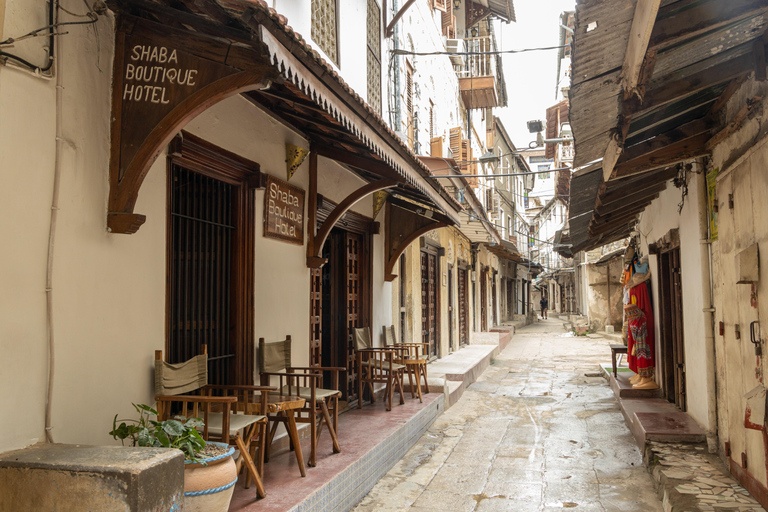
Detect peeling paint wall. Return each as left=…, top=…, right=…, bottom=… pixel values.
left=709, top=76, right=768, bottom=488
left=585, top=257, right=624, bottom=332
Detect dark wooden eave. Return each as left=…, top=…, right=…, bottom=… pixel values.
left=565, top=0, right=768, bottom=253
left=105, top=0, right=462, bottom=233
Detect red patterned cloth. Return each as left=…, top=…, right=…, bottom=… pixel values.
left=628, top=281, right=655, bottom=376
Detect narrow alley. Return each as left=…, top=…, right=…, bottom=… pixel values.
left=354, top=319, right=663, bottom=512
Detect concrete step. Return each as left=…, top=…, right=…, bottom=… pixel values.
left=427, top=344, right=497, bottom=408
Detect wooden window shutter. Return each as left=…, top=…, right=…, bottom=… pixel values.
left=431, top=136, right=443, bottom=157
left=449, top=127, right=462, bottom=160
left=441, top=9, right=456, bottom=38
left=434, top=0, right=447, bottom=12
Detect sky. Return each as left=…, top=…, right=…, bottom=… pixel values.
left=494, top=0, right=576, bottom=149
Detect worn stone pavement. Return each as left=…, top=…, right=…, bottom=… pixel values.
left=352, top=318, right=664, bottom=512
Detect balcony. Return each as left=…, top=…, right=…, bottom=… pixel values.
left=456, top=36, right=500, bottom=110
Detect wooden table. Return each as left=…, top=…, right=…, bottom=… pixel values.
left=246, top=394, right=307, bottom=477
left=610, top=344, right=628, bottom=378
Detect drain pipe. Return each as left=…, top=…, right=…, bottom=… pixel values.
left=45, top=0, right=63, bottom=444
left=698, top=161, right=718, bottom=452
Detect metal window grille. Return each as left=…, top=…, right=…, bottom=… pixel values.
left=168, top=165, right=235, bottom=385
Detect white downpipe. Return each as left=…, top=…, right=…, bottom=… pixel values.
left=45, top=0, right=62, bottom=444
left=697, top=165, right=718, bottom=451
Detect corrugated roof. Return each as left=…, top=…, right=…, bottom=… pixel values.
left=566, top=0, right=768, bottom=253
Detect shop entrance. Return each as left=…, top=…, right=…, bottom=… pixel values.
left=481, top=267, right=488, bottom=332
left=458, top=267, right=469, bottom=346
left=658, top=246, right=686, bottom=410
left=421, top=246, right=439, bottom=358
left=312, top=203, right=372, bottom=404
left=448, top=265, right=454, bottom=351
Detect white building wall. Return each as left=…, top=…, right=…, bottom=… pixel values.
left=634, top=173, right=711, bottom=432
left=0, top=2, right=396, bottom=454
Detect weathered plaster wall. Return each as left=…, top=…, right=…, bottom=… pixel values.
left=709, top=77, right=768, bottom=484
left=586, top=257, right=624, bottom=332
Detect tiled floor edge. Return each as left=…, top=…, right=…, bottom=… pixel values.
left=289, top=394, right=445, bottom=512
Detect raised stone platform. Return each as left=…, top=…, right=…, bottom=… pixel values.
left=231, top=392, right=444, bottom=512
left=0, top=444, right=184, bottom=511
left=427, top=344, right=497, bottom=407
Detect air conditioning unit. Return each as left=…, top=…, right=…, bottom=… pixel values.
left=445, top=38, right=465, bottom=66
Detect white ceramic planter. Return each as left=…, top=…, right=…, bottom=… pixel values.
left=183, top=442, right=237, bottom=512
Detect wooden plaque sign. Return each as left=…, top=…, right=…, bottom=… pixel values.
left=263, top=174, right=305, bottom=245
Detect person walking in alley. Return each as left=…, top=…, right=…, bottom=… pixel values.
left=540, top=295, right=548, bottom=319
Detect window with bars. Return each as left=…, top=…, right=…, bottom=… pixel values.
left=367, top=0, right=381, bottom=115
left=312, top=0, right=339, bottom=65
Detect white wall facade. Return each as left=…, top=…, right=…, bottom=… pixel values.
left=0, top=1, right=398, bottom=454
left=633, top=173, right=712, bottom=433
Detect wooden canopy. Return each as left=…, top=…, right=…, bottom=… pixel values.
left=566, top=0, right=768, bottom=253
left=105, top=0, right=462, bottom=234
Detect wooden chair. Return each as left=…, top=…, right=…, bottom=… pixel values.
left=257, top=335, right=345, bottom=468
left=154, top=346, right=275, bottom=497
left=353, top=327, right=405, bottom=411
left=384, top=325, right=430, bottom=402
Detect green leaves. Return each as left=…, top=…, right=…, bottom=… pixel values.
left=109, top=403, right=208, bottom=462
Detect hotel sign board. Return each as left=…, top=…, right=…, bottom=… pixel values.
left=263, top=174, right=305, bottom=245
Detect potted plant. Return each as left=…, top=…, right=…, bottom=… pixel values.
left=110, top=403, right=237, bottom=512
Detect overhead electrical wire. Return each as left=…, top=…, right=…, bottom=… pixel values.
left=391, top=44, right=568, bottom=57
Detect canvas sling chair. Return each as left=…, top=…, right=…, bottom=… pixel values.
left=257, top=336, right=345, bottom=468
left=353, top=327, right=406, bottom=411
left=384, top=325, right=430, bottom=403
left=154, top=346, right=275, bottom=497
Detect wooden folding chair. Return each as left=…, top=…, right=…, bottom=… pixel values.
left=353, top=327, right=405, bottom=411
left=154, top=346, right=275, bottom=498
left=385, top=325, right=430, bottom=402
left=257, top=335, right=345, bottom=468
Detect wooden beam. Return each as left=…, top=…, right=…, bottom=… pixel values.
left=387, top=195, right=455, bottom=226
left=617, top=117, right=712, bottom=163
left=308, top=179, right=399, bottom=267
left=628, top=47, right=756, bottom=116
left=710, top=75, right=750, bottom=115
left=601, top=180, right=668, bottom=207
left=649, top=0, right=768, bottom=52
left=385, top=0, right=417, bottom=37
left=621, top=0, right=662, bottom=95
left=706, top=95, right=764, bottom=149
left=384, top=201, right=448, bottom=280
left=306, top=150, right=323, bottom=267
left=315, top=146, right=406, bottom=183
left=597, top=193, right=657, bottom=216
left=612, top=132, right=711, bottom=179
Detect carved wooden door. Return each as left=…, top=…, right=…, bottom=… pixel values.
left=421, top=250, right=438, bottom=358
left=458, top=268, right=468, bottom=345
left=481, top=268, right=488, bottom=332
left=345, top=232, right=362, bottom=400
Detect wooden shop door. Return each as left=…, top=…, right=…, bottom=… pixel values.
left=421, top=249, right=439, bottom=358
left=458, top=268, right=469, bottom=346
left=481, top=268, right=488, bottom=332
left=659, top=247, right=686, bottom=410
left=319, top=229, right=369, bottom=402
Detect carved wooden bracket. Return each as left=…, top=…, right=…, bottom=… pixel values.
left=107, top=16, right=279, bottom=234
left=307, top=179, right=398, bottom=268
left=384, top=201, right=448, bottom=281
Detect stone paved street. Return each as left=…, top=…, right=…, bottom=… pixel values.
left=353, top=318, right=664, bottom=511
